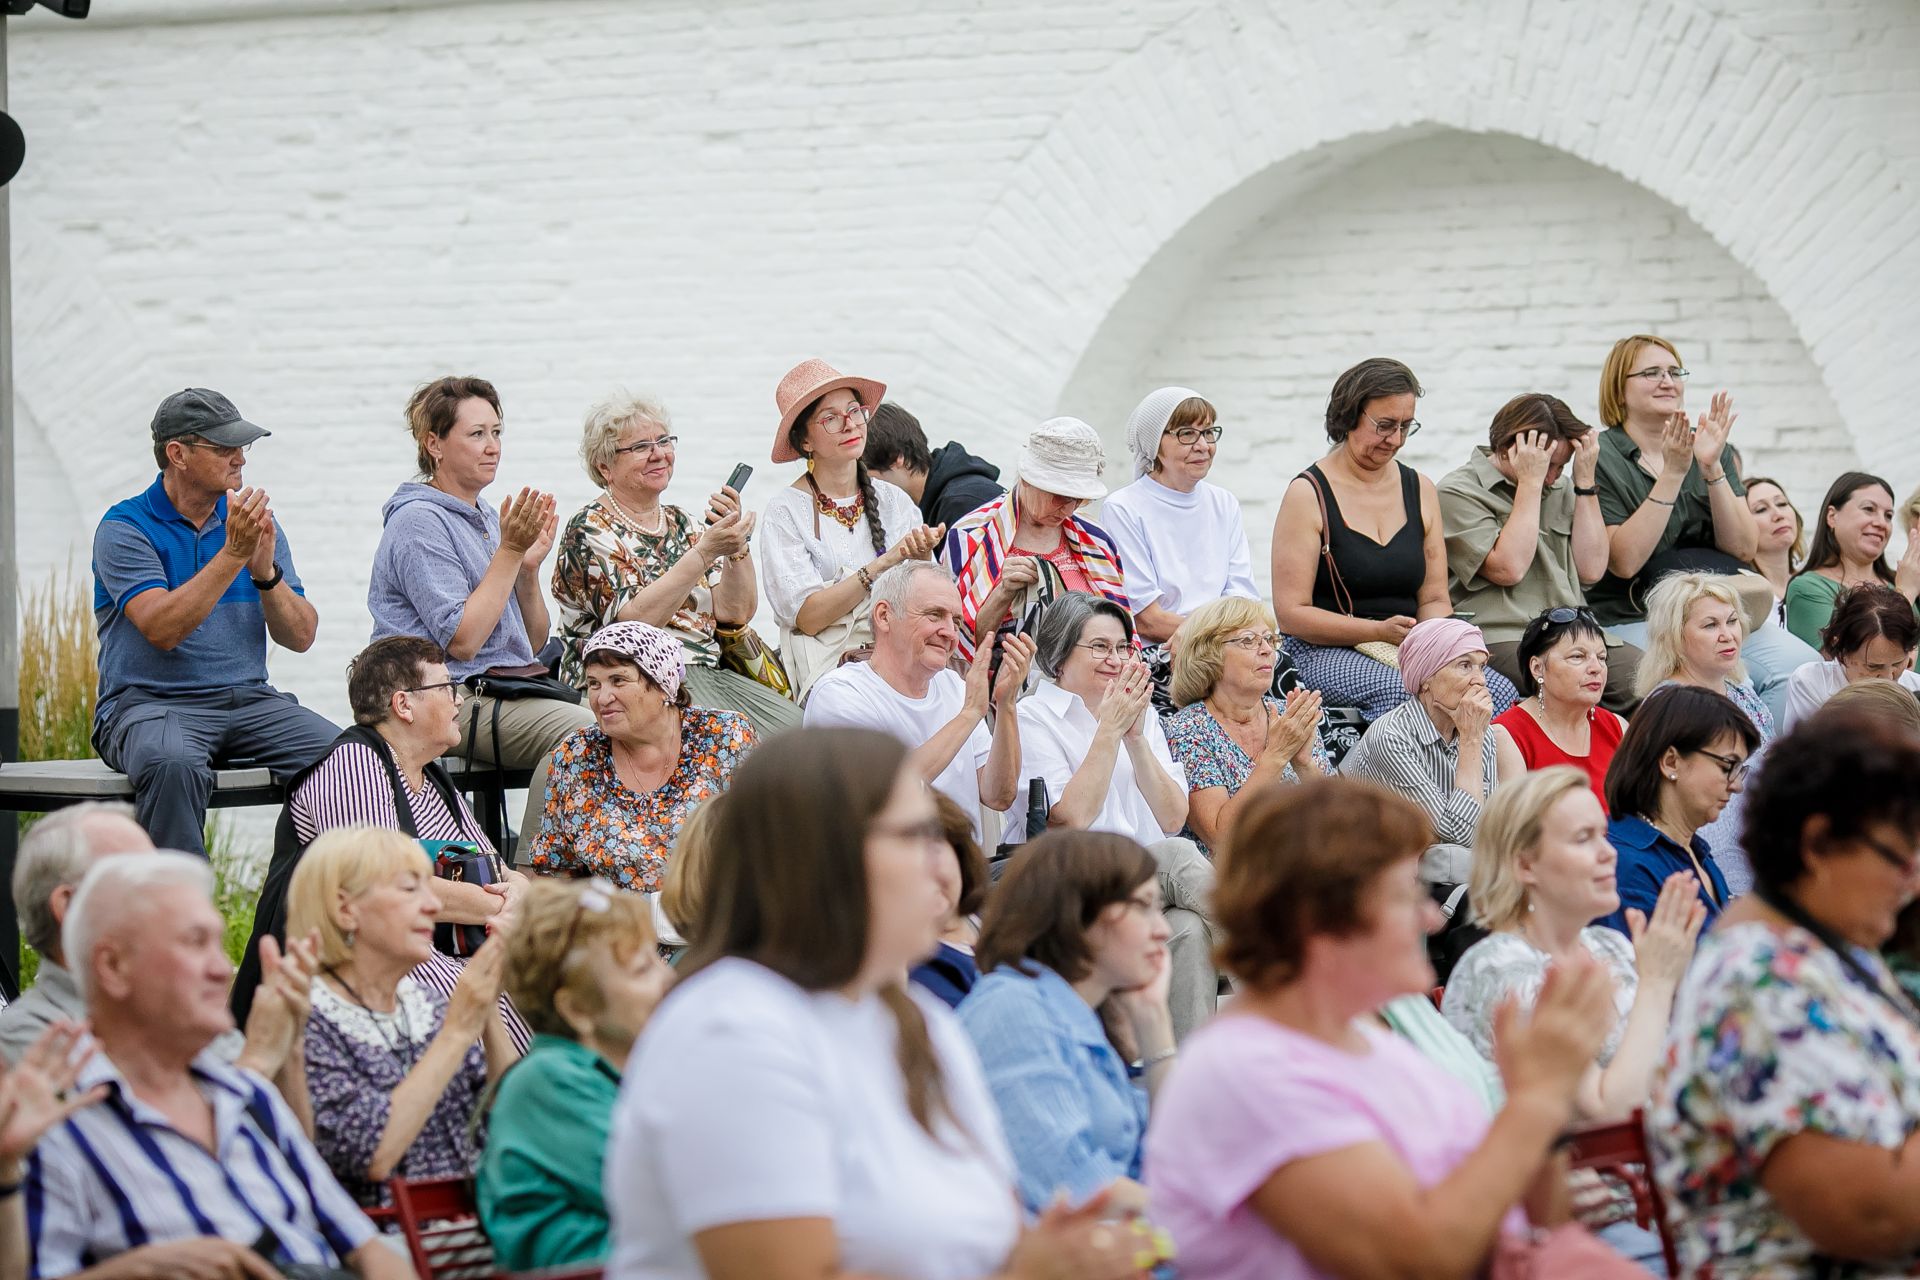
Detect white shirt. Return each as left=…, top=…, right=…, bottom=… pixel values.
left=606, top=958, right=1020, bottom=1280
left=804, top=662, right=996, bottom=843
left=760, top=480, right=922, bottom=630
left=1099, top=475, right=1258, bottom=616
left=1781, top=658, right=1920, bottom=732
left=1004, top=678, right=1186, bottom=846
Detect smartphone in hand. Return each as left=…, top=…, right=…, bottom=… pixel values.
left=709, top=464, right=754, bottom=526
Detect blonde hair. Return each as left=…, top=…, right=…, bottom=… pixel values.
left=285, top=827, right=432, bottom=969
left=1820, top=678, right=1920, bottom=735
left=578, top=390, right=672, bottom=488
left=1636, top=572, right=1748, bottom=699
left=1597, top=335, right=1682, bottom=430
left=1170, top=597, right=1278, bottom=709
left=1902, top=483, right=1920, bottom=536
left=1469, top=766, right=1592, bottom=930
left=660, top=795, right=725, bottom=944
left=502, top=879, right=656, bottom=1039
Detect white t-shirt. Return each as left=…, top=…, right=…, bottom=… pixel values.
left=760, top=480, right=922, bottom=630
left=1099, top=475, right=1258, bottom=617
left=1003, top=678, right=1187, bottom=846
left=606, top=958, right=1020, bottom=1280
left=1781, top=658, right=1920, bottom=732
left=805, top=662, right=996, bottom=842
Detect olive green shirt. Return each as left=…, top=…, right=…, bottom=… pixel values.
left=1586, top=426, right=1745, bottom=626
left=1437, top=447, right=1583, bottom=644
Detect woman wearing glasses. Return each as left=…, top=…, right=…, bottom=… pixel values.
left=1493, top=607, right=1629, bottom=810
left=760, top=359, right=945, bottom=700
left=1008, top=593, right=1221, bottom=1040
left=1781, top=582, right=1920, bottom=731
left=1271, top=358, right=1519, bottom=721
left=1597, top=684, right=1760, bottom=938
left=1650, top=710, right=1920, bottom=1278
left=1100, top=388, right=1260, bottom=645
left=1163, top=597, right=1331, bottom=858
left=551, top=391, right=799, bottom=734
left=235, top=635, right=532, bottom=1052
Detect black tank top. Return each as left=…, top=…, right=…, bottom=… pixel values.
left=1305, top=462, right=1425, bottom=620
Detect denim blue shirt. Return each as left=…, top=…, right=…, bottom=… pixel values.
left=1597, top=812, right=1729, bottom=939
left=957, top=963, right=1147, bottom=1212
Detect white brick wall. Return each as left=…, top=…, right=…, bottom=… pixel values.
left=8, top=0, right=1917, bottom=755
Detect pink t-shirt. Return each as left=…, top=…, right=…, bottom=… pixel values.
left=1143, top=1013, right=1523, bottom=1280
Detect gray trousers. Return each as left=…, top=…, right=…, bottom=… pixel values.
left=1148, top=836, right=1219, bottom=1041
left=97, top=686, right=339, bottom=856
left=453, top=691, right=597, bottom=855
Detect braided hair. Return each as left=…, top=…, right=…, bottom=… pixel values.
left=787, top=395, right=889, bottom=556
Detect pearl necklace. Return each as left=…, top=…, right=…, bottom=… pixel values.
left=603, top=491, right=667, bottom=537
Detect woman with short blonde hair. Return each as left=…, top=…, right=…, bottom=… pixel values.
left=287, top=825, right=518, bottom=1206
left=479, top=878, right=672, bottom=1273
left=1635, top=572, right=1768, bottom=734
left=1163, top=597, right=1329, bottom=857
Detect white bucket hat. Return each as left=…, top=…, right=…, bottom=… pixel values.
left=1018, top=417, right=1108, bottom=501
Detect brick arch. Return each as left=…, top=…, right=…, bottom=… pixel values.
left=915, top=0, right=1919, bottom=485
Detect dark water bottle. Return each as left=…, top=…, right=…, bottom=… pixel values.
left=1024, top=777, right=1050, bottom=841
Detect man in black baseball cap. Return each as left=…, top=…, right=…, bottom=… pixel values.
left=89, top=388, right=339, bottom=854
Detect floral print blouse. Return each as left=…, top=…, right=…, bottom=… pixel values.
left=305, top=976, right=487, bottom=1207
left=551, top=499, right=720, bottom=686
left=1651, top=921, right=1920, bottom=1278
left=1162, top=695, right=1332, bottom=855
left=529, top=712, right=755, bottom=892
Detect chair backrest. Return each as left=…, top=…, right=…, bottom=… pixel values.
left=386, top=1175, right=497, bottom=1280
left=1561, top=1109, right=1680, bottom=1276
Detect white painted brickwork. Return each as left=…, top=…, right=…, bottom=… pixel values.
left=8, top=0, right=1919, bottom=736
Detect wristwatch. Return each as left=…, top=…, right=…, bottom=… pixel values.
left=251, top=565, right=285, bottom=591
left=1573, top=485, right=1599, bottom=497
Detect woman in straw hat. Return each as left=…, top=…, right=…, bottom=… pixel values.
left=758, top=359, right=947, bottom=700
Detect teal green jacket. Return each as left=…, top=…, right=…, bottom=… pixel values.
left=476, top=1034, right=620, bottom=1272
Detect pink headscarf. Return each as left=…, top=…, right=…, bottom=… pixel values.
left=1399, top=618, right=1489, bottom=696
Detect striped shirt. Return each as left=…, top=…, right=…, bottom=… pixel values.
left=1340, top=698, right=1499, bottom=848
left=27, top=1049, right=375, bottom=1278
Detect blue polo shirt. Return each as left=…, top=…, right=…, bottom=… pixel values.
left=91, top=474, right=304, bottom=730
left=1596, top=812, right=1730, bottom=939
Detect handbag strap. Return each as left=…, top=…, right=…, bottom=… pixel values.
left=1299, top=468, right=1356, bottom=617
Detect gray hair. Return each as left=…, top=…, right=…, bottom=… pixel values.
left=578, top=389, right=672, bottom=489
left=14, top=803, right=145, bottom=960
left=871, top=559, right=953, bottom=618
left=63, top=851, right=214, bottom=1004
left=1033, top=591, right=1135, bottom=679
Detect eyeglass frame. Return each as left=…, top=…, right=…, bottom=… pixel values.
left=1163, top=424, right=1225, bottom=446
left=1859, top=833, right=1920, bottom=878
left=809, top=402, right=872, bottom=435
left=183, top=438, right=254, bottom=458
left=1626, top=365, right=1691, bottom=384
left=1072, top=639, right=1131, bottom=661
left=1689, top=748, right=1752, bottom=786
left=1223, top=630, right=1284, bottom=653
left=611, top=435, right=679, bottom=457
left=1358, top=413, right=1421, bottom=441
left=403, top=679, right=466, bottom=702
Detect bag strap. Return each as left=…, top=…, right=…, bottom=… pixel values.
left=1299, top=468, right=1356, bottom=616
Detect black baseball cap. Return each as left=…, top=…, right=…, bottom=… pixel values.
left=150, top=388, right=271, bottom=448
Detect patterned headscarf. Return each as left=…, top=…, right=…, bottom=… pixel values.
left=582, top=621, right=686, bottom=702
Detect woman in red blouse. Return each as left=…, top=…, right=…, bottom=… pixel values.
left=1494, top=607, right=1628, bottom=810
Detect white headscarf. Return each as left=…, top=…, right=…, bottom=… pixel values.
left=1124, top=386, right=1211, bottom=477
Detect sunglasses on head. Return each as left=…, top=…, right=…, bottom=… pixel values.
left=1526, top=606, right=1599, bottom=635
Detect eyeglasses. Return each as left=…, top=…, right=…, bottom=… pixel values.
left=1860, top=834, right=1920, bottom=877
left=1360, top=413, right=1420, bottom=440
left=612, top=435, right=678, bottom=457
left=1223, top=631, right=1283, bottom=653
left=557, top=875, right=618, bottom=961
left=1164, top=425, right=1224, bottom=446
left=1688, top=749, right=1752, bottom=786
left=1524, top=606, right=1600, bottom=638
left=1074, top=640, right=1130, bottom=660
left=810, top=404, right=871, bottom=435
left=185, top=440, right=253, bottom=458
left=405, top=679, right=466, bottom=702
left=1626, top=366, right=1690, bottom=384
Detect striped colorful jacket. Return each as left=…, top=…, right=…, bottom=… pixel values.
left=940, top=491, right=1128, bottom=660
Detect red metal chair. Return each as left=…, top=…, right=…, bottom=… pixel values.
left=386, top=1175, right=497, bottom=1280
left=1562, top=1108, right=1680, bottom=1276
left=1429, top=985, right=1446, bottom=1009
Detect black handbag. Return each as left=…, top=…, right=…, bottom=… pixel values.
left=463, top=669, right=583, bottom=853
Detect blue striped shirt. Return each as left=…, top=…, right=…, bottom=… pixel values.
left=27, top=1049, right=376, bottom=1278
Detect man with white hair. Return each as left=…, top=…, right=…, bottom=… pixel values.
left=805, top=560, right=1033, bottom=844
left=0, top=804, right=152, bottom=1064
left=25, top=852, right=410, bottom=1279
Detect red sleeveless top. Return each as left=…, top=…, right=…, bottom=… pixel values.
left=1494, top=702, right=1625, bottom=812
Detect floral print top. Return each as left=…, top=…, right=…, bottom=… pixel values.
left=1651, top=921, right=1920, bottom=1278
left=551, top=499, right=720, bottom=686
left=529, top=713, right=755, bottom=892
left=1162, top=695, right=1333, bottom=856
left=305, top=976, right=486, bottom=1207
